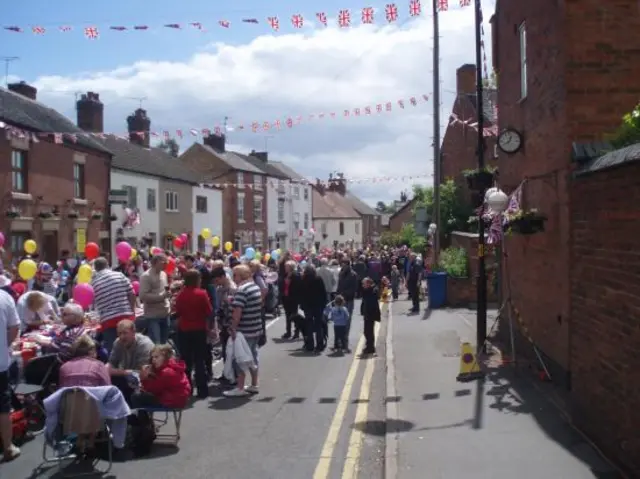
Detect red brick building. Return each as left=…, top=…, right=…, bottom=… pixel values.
left=0, top=83, right=112, bottom=265
left=388, top=198, right=416, bottom=233
left=493, top=1, right=640, bottom=474
left=441, top=64, right=498, bottom=188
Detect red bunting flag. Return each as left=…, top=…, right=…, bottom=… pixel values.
left=338, top=10, right=351, bottom=27
left=362, top=7, right=374, bottom=24
left=316, top=12, right=328, bottom=26
left=409, top=0, right=422, bottom=16
left=385, top=4, right=399, bottom=22
left=292, top=14, right=304, bottom=28
left=84, top=26, right=99, bottom=39
left=267, top=17, right=279, bottom=31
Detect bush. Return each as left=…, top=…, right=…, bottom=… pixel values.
left=438, top=247, right=468, bottom=277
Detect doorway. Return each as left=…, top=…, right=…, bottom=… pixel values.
left=42, top=231, right=59, bottom=264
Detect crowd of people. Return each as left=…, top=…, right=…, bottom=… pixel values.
left=0, top=242, right=425, bottom=462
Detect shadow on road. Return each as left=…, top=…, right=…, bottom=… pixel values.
left=352, top=419, right=415, bottom=437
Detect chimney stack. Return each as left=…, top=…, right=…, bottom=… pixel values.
left=76, top=92, right=104, bottom=133
left=127, top=108, right=151, bottom=148
left=456, top=64, right=477, bottom=95
left=327, top=172, right=347, bottom=196
left=8, top=81, right=37, bottom=100
left=204, top=133, right=226, bottom=152
left=315, top=179, right=325, bottom=195
left=249, top=150, right=268, bottom=162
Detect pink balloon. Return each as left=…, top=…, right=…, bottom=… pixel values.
left=151, top=247, right=163, bottom=256
left=73, top=283, right=95, bottom=309
left=131, top=281, right=140, bottom=295
left=115, top=241, right=132, bottom=262
left=180, top=233, right=188, bottom=242
left=0, top=232, right=4, bottom=247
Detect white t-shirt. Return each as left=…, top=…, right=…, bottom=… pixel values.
left=16, top=291, right=60, bottom=331
left=0, top=289, right=20, bottom=372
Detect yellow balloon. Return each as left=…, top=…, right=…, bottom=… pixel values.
left=77, top=264, right=93, bottom=284
left=211, top=236, right=221, bottom=247
left=24, top=239, right=37, bottom=255
left=130, top=248, right=137, bottom=259
left=201, top=228, right=212, bottom=239
left=18, top=259, right=37, bottom=280
left=276, top=249, right=282, bottom=255
left=264, top=253, right=271, bottom=262
left=224, top=241, right=233, bottom=252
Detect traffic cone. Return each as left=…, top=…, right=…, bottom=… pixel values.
left=456, top=342, right=485, bottom=382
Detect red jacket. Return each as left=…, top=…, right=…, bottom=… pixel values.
left=141, top=359, right=191, bottom=409
left=175, top=286, right=212, bottom=332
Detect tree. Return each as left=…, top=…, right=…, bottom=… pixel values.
left=158, top=138, right=180, bottom=158
left=412, top=180, right=474, bottom=237
left=611, top=102, right=640, bottom=148
left=375, top=201, right=388, bottom=213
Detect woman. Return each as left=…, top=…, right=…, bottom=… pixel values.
left=16, top=290, right=60, bottom=332
left=34, top=302, right=86, bottom=363
left=299, top=265, right=327, bottom=352
left=59, top=335, right=111, bottom=388
left=281, top=260, right=302, bottom=340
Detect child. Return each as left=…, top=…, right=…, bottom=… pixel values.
left=136, top=344, right=191, bottom=410
left=380, top=277, right=391, bottom=303
left=330, top=295, right=351, bottom=353
left=360, top=277, right=381, bottom=356
left=390, top=265, right=400, bottom=300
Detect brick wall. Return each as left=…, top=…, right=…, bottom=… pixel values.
left=388, top=199, right=415, bottom=233
left=570, top=162, right=640, bottom=476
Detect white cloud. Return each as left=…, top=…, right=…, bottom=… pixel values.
left=32, top=2, right=495, bottom=205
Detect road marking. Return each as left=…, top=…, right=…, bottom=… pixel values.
left=342, top=322, right=380, bottom=479
left=313, top=333, right=366, bottom=479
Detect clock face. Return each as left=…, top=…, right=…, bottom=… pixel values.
left=498, top=129, right=522, bottom=154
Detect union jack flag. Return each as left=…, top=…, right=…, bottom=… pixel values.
left=32, top=26, right=45, bottom=34
left=134, top=25, right=149, bottom=30
left=163, top=131, right=170, bottom=140
left=292, top=14, right=304, bottom=28
left=409, top=97, right=417, bottom=105
left=263, top=121, right=270, bottom=131
left=397, top=99, right=405, bottom=108
left=219, top=20, right=230, bottom=28
left=316, top=12, right=328, bottom=26
left=190, top=129, right=198, bottom=136
left=84, top=26, right=99, bottom=39
left=361, top=7, right=374, bottom=24
left=4, top=26, right=22, bottom=33
left=110, top=26, right=127, bottom=31
left=438, top=0, right=449, bottom=11
left=460, top=0, right=471, bottom=6
left=251, top=122, right=259, bottom=132
left=286, top=118, right=293, bottom=128
left=338, top=9, right=351, bottom=27
left=176, top=129, right=183, bottom=138
left=190, top=22, right=203, bottom=30
left=164, top=24, right=180, bottom=29
left=376, top=104, right=383, bottom=113
left=242, top=18, right=259, bottom=24
left=274, top=119, right=281, bottom=130
left=343, top=110, right=350, bottom=117
left=385, top=4, right=398, bottom=22
left=354, top=108, right=360, bottom=116
left=59, top=26, right=72, bottom=32
left=409, top=0, right=422, bottom=16
left=385, top=102, right=392, bottom=111
left=267, top=16, right=279, bottom=31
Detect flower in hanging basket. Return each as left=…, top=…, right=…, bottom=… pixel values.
left=109, top=214, right=118, bottom=221
left=90, top=210, right=103, bottom=220
left=5, top=207, right=20, bottom=218
left=67, top=210, right=80, bottom=219
left=504, top=208, right=547, bottom=235
left=463, top=166, right=497, bottom=192
left=38, top=211, right=53, bottom=219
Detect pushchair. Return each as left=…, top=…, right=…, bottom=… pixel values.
left=264, top=272, right=280, bottom=318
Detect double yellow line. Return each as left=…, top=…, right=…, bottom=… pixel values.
left=313, top=309, right=384, bottom=479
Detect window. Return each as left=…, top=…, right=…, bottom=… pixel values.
left=519, top=22, right=527, bottom=99
left=73, top=163, right=85, bottom=199
left=253, top=174, right=263, bottom=190
left=339, top=222, right=345, bottom=235
left=237, top=193, right=245, bottom=221
left=278, top=180, right=286, bottom=195
left=237, top=172, right=244, bottom=188
left=11, top=150, right=27, bottom=193
left=355, top=222, right=360, bottom=234
left=122, top=186, right=137, bottom=208
left=293, top=212, right=300, bottom=231
left=10, top=232, right=31, bottom=259
left=293, top=186, right=300, bottom=199
left=148, top=232, right=157, bottom=246
left=197, top=235, right=205, bottom=251
left=303, top=188, right=309, bottom=200
left=253, top=196, right=263, bottom=222
left=278, top=199, right=285, bottom=223
left=165, top=191, right=179, bottom=212
left=196, top=195, right=207, bottom=213
left=321, top=222, right=327, bottom=234
left=254, top=231, right=264, bottom=247
left=304, top=213, right=309, bottom=229
left=146, top=188, right=156, bottom=211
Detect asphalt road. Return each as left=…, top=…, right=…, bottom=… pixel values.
left=3, top=305, right=388, bottom=479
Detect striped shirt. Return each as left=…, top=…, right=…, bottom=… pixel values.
left=43, top=324, right=86, bottom=362
left=91, top=269, right=134, bottom=322
left=232, top=282, right=263, bottom=338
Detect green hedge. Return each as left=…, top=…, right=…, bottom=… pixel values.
left=438, top=247, right=468, bottom=278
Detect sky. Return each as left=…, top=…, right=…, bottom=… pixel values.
left=1, top=0, right=495, bottom=206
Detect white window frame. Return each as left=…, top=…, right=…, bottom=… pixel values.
left=519, top=22, right=527, bottom=99
left=237, top=172, right=244, bottom=189
left=303, top=213, right=309, bottom=229
left=339, top=221, right=345, bottom=236
left=303, top=188, right=309, bottom=200
left=355, top=222, right=360, bottom=235
left=146, top=188, right=156, bottom=211
left=253, top=174, right=263, bottom=191
left=123, top=185, right=137, bottom=208
left=196, top=195, right=207, bottom=214
left=277, top=198, right=286, bottom=223
left=293, top=186, right=300, bottom=199
left=237, top=192, right=245, bottom=222
left=165, top=191, right=179, bottom=212
left=253, top=196, right=263, bottom=222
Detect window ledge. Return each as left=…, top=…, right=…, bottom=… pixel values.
left=11, top=192, right=33, bottom=202
left=165, top=210, right=179, bottom=213
left=238, top=219, right=246, bottom=223
left=73, top=198, right=88, bottom=206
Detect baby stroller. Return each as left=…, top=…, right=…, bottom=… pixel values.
left=264, top=272, right=280, bottom=318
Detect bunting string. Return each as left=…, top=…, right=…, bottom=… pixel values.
left=2, top=0, right=471, bottom=40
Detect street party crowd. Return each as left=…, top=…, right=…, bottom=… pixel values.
left=0, top=231, right=426, bottom=463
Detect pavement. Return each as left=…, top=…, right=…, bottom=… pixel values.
left=2, top=306, right=388, bottom=479
left=387, top=301, right=624, bottom=479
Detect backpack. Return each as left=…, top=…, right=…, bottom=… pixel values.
left=127, top=413, right=156, bottom=457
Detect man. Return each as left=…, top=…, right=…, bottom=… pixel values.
left=0, top=289, right=20, bottom=461
left=407, top=253, right=423, bottom=313
left=337, top=260, right=358, bottom=345
left=91, top=257, right=136, bottom=351
left=16, top=290, right=60, bottom=332
left=139, top=255, right=171, bottom=344
left=317, top=258, right=335, bottom=304
left=211, top=266, right=236, bottom=383
left=107, top=320, right=154, bottom=403
left=223, top=265, right=263, bottom=398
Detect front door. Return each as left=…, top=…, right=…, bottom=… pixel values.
left=42, top=231, right=58, bottom=264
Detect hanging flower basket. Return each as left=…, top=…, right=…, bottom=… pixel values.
left=67, top=210, right=80, bottom=219
left=109, top=214, right=118, bottom=221
left=5, top=209, right=19, bottom=218
left=463, top=167, right=496, bottom=192
left=38, top=211, right=53, bottom=219
left=505, top=209, right=547, bottom=235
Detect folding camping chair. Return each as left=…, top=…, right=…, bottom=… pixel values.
left=40, top=388, right=113, bottom=477
left=136, top=407, right=182, bottom=446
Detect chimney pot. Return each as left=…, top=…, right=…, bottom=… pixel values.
left=77, top=90, right=104, bottom=133
left=456, top=64, right=477, bottom=95
left=250, top=150, right=268, bottom=162
left=127, top=108, right=151, bottom=148
left=8, top=81, right=37, bottom=100
left=203, top=133, right=226, bottom=152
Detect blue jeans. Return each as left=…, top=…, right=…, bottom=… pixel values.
left=145, top=316, right=169, bottom=344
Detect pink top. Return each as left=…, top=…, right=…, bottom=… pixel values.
left=59, top=357, right=111, bottom=388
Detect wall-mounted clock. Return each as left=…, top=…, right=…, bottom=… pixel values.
left=497, top=128, right=523, bottom=154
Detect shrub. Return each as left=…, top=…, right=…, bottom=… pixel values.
left=438, top=247, right=468, bottom=277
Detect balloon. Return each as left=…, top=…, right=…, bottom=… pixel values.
left=0, top=232, right=4, bottom=247
left=271, top=250, right=279, bottom=261
left=151, top=246, right=163, bottom=256
left=276, top=249, right=282, bottom=255
left=24, top=239, right=37, bottom=255
left=130, top=248, right=137, bottom=259
left=165, top=257, right=176, bottom=275
left=212, top=236, right=221, bottom=247
left=115, top=241, right=132, bottom=263
left=255, top=252, right=262, bottom=260
left=173, top=237, right=184, bottom=249
left=76, top=264, right=93, bottom=284
left=233, top=251, right=240, bottom=258
left=245, top=247, right=256, bottom=260
left=180, top=233, right=188, bottom=244
left=200, top=228, right=211, bottom=239
left=73, top=283, right=94, bottom=309
left=264, top=253, right=271, bottom=262
left=66, top=258, right=78, bottom=269
left=300, top=260, right=307, bottom=267
left=131, top=281, right=140, bottom=295
left=84, top=242, right=99, bottom=260
left=18, top=259, right=37, bottom=280
left=224, top=241, right=233, bottom=252
left=293, top=254, right=302, bottom=262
